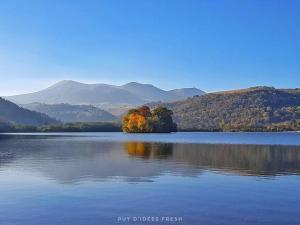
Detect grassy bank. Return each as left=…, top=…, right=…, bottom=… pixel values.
left=0, top=122, right=121, bottom=133
left=1, top=122, right=299, bottom=133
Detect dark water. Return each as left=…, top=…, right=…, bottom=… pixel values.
left=0, top=132, right=300, bottom=225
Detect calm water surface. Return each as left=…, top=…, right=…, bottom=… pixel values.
left=0, top=132, right=300, bottom=225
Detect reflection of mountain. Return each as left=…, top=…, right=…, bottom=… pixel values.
left=0, top=135, right=300, bottom=184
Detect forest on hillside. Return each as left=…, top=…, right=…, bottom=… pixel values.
left=151, top=87, right=300, bottom=131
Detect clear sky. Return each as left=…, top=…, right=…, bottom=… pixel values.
left=0, top=0, right=299, bottom=95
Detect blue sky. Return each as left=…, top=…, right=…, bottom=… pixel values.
left=0, top=0, right=299, bottom=95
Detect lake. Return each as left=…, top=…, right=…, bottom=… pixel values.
left=0, top=132, right=300, bottom=225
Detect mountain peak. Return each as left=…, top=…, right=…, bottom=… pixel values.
left=122, top=82, right=155, bottom=88
left=50, top=80, right=84, bottom=88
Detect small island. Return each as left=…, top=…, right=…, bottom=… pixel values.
left=122, top=106, right=177, bottom=133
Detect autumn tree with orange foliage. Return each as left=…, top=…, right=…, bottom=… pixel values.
left=122, top=106, right=177, bottom=133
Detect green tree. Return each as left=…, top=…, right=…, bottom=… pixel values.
left=151, top=107, right=177, bottom=133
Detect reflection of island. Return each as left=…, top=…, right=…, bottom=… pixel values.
left=125, top=142, right=173, bottom=159
left=1, top=135, right=300, bottom=184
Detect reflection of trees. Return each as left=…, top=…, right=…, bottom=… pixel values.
left=124, top=142, right=173, bottom=159
left=124, top=142, right=300, bottom=176
left=171, top=144, right=300, bottom=176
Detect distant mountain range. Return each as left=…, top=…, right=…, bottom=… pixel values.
left=4, top=80, right=205, bottom=107
left=0, top=97, right=58, bottom=126
left=2, top=83, right=299, bottom=132
left=151, top=87, right=300, bottom=131
left=22, top=103, right=117, bottom=123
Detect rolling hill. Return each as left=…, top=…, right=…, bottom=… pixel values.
left=0, top=97, right=59, bottom=126
left=4, top=80, right=205, bottom=106
left=22, top=103, right=117, bottom=123
left=151, top=87, right=300, bottom=131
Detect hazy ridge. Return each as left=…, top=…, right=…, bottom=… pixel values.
left=0, top=97, right=58, bottom=127
left=21, top=103, right=117, bottom=123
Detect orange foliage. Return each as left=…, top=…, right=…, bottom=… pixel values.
left=125, top=142, right=150, bottom=157
left=125, top=112, right=149, bottom=132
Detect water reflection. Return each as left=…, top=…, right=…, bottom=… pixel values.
left=125, top=142, right=173, bottom=159
left=0, top=135, right=300, bottom=183
left=124, top=142, right=300, bottom=176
